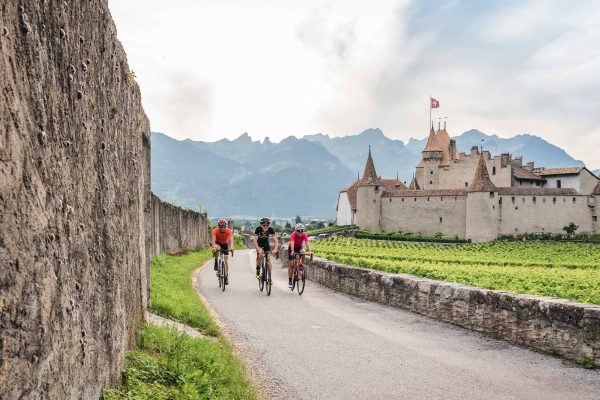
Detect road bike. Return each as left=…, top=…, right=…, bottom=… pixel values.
left=289, top=251, right=312, bottom=295
left=216, top=249, right=232, bottom=292
left=258, top=250, right=276, bottom=296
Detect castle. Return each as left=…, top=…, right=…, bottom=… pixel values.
left=336, top=124, right=600, bottom=242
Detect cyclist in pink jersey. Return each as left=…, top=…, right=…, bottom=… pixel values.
left=287, top=223, right=312, bottom=288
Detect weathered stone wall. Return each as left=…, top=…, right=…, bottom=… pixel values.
left=0, top=1, right=151, bottom=399
left=305, top=258, right=600, bottom=364
left=150, top=193, right=210, bottom=257
left=381, top=194, right=467, bottom=237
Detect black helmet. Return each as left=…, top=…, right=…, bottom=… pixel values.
left=260, top=217, right=270, bottom=226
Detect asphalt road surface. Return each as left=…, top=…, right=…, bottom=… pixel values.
left=195, top=249, right=599, bottom=400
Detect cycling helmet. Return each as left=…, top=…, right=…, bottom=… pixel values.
left=217, top=219, right=227, bottom=228
left=260, top=217, right=270, bottom=225
left=295, top=223, right=305, bottom=232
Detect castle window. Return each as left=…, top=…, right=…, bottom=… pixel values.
left=522, top=197, right=525, bottom=203
left=489, top=192, right=494, bottom=198
left=414, top=198, right=417, bottom=202
left=593, top=216, right=598, bottom=222
left=373, top=199, right=376, bottom=203
left=492, top=166, right=496, bottom=175
left=533, top=197, right=536, bottom=204
left=465, top=182, right=468, bottom=187
left=557, top=180, right=562, bottom=188
left=563, top=198, right=566, bottom=202
left=440, top=197, right=443, bottom=201
left=389, top=198, right=392, bottom=202
left=427, top=197, right=430, bottom=201
left=430, top=170, right=434, bottom=175
left=511, top=197, right=515, bottom=204
left=439, top=217, right=443, bottom=223
left=543, top=198, right=546, bottom=203
left=375, top=185, right=379, bottom=192
left=553, top=197, right=557, bottom=204
left=499, top=197, right=503, bottom=204
left=519, top=180, right=522, bottom=185
left=573, top=197, right=576, bottom=203
left=402, top=198, right=404, bottom=202
left=429, top=180, right=433, bottom=185
left=454, top=197, right=457, bottom=201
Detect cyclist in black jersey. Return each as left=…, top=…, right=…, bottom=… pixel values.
left=253, top=217, right=279, bottom=280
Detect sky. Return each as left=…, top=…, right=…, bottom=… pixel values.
left=109, top=0, right=600, bottom=168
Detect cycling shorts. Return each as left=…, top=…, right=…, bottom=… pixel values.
left=215, top=242, right=229, bottom=254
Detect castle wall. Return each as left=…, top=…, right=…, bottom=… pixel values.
left=439, top=155, right=511, bottom=190
left=466, top=192, right=499, bottom=242
left=497, top=195, right=594, bottom=235
left=381, top=195, right=467, bottom=237
left=355, top=185, right=382, bottom=232
left=336, top=192, right=353, bottom=225
left=543, top=170, right=599, bottom=195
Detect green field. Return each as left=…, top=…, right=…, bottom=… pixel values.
left=312, top=238, right=600, bottom=305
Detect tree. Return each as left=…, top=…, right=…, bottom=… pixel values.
left=316, top=221, right=325, bottom=229
left=295, top=215, right=303, bottom=224
left=563, top=222, right=579, bottom=238
left=285, top=221, right=291, bottom=229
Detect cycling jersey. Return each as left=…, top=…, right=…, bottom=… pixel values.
left=290, top=231, right=308, bottom=249
left=254, top=226, right=275, bottom=251
left=212, top=227, right=232, bottom=245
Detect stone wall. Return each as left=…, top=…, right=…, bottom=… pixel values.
left=0, top=1, right=151, bottom=399
left=305, top=258, right=600, bottom=364
left=150, top=193, right=210, bottom=257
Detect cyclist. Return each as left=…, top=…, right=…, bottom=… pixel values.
left=287, top=223, right=312, bottom=288
left=253, top=217, right=279, bottom=282
left=212, top=219, right=234, bottom=285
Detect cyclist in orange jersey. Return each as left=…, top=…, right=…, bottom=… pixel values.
left=212, top=219, right=234, bottom=285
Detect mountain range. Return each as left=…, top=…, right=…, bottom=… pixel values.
left=151, top=129, right=593, bottom=218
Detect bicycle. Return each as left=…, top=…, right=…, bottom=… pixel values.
left=258, top=250, right=277, bottom=296
left=289, top=251, right=312, bottom=295
left=216, top=249, right=232, bottom=292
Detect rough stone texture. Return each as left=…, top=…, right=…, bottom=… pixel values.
left=0, top=1, right=151, bottom=399
left=304, top=257, right=600, bottom=364
left=150, top=193, right=210, bottom=257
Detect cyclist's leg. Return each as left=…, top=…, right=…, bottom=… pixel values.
left=256, top=251, right=263, bottom=278
left=213, top=246, right=219, bottom=270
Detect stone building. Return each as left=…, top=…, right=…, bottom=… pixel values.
left=337, top=126, right=600, bottom=242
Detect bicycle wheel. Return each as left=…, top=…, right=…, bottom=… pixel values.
left=217, top=259, right=222, bottom=288
left=297, top=263, right=305, bottom=295
left=265, top=264, right=272, bottom=296
left=220, top=261, right=226, bottom=292
left=259, top=259, right=265, bottom=292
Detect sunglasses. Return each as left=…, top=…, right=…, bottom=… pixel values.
left=261, top=223, right=270, bottom=227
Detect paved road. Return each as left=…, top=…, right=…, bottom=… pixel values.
left=195, top=249, right=599, bottom=400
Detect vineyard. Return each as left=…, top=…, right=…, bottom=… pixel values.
left=311, top=238, right=600, bottom=305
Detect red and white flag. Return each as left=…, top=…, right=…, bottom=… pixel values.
left=430, top=97, right=440, bottom=108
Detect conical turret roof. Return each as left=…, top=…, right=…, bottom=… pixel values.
left=436, top=126, right=452, bottom=166
left=468, top=155, right=496, bottom=192
left=423, top=125, right=443, bottom=153
left=360, top=148, right=382, bottom=185
left=408, top=177, right=420, bottom=190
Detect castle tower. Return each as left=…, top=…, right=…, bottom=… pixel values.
left=416, top=124, right=443, bottom=190
left=435, top=121, right=452, bottom=166
left=408, top=176, right=420, bottom=190
left=355, top=147, right=383, bottom=232
left=466, top=155, right=499, bottom=242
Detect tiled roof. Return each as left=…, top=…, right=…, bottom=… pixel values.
left=360, top=149, right=382, bottom=185
left=468, top=156, right=496, bottom=192
left=532, top=167, right=583, bottom=176
left=408, top=177, right=420, bottom=190
left=512, top=166, right=545, bottom=181
left=382, top=179, right=407, bottom=190
left=423, top=126, right=443, bottom=152
left=435, top=128, right=451, bottom=166
left=340, top=179, right=361, bottom=210
left=382, top=189, right=466, bottom=197
left=496, top=187, right=578, bottom=195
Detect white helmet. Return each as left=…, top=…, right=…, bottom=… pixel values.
left=295, top=223, right=305, bottom=232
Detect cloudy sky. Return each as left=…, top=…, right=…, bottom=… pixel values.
left=109, top=0, right=600, bottom=168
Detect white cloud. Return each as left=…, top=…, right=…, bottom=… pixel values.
left=109, top=0, right=600, bottom=167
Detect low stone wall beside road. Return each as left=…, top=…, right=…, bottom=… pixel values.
left=150, top=193, right=210, bottom=257
left=304, top=257, right=600, bottom=364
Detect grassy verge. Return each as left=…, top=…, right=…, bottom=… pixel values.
left=103, top=324, right=258, bottom=399
left=150, top=249, right=219, bottom=336
left=104, top=249, right=259, bottom=399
